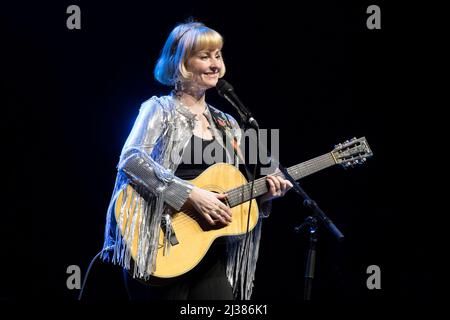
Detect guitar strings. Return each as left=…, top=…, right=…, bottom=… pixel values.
left=122, top=154, right=335, bottom=233
left=178, top=155, right=334, bottom=222
left=172, top=154, right=335, bottom=228
left=226, top=154, right=334, bottom=206
left=121, top=154, right=336, bottom=244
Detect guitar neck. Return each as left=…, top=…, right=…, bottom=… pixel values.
left=226, top=153, right=336, bottom=208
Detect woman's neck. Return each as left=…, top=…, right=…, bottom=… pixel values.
left=176, top=87, right=207, bottom=114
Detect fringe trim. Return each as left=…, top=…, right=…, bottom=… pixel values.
left=101, top=172, right=168, bottom=281
left=226, top=219, right=263, bottom=300
left=162, top=213, right=172, bottom=256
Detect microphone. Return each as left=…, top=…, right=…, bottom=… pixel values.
left=216, top=79, right=259, bottom=130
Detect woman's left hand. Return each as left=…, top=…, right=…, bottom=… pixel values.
left=259, top=174, right=293, bottom=203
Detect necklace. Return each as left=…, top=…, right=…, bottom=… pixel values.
left=175, top=95, right=207, bottom=119
left=175, top=95, right=212, bottom=138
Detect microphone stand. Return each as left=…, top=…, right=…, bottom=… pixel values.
left=278, top=165, right=344, bottom=301
left=217, top=81, right=344, bottom=300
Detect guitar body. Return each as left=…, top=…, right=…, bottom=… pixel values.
left=114, top=163, right=259, bottom=281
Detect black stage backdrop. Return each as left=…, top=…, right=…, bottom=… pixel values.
left=4, top=0, right=433, bottom=307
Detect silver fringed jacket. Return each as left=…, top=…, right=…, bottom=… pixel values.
left=102, top=94, right=273, bottom=299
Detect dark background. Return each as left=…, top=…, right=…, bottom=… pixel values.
left=4, top=0, right=432, bottom=306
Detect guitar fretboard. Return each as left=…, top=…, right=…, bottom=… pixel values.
left=226, top=153, right=336, bottom=207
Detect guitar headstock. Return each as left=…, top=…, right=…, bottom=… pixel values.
left=331, top=137, right=373, bottom=168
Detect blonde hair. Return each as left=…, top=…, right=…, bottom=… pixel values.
left=154, top=21, right=226, bottom=86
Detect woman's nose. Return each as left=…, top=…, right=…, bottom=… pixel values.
left=210, top=62, right=221, bottom=72
left=210, top=57, right=221, bottom=70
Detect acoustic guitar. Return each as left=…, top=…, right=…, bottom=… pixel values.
left=115, top=137, right=372, bottom=282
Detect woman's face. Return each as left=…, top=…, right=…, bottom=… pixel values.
left=186, top=48, right=224, bottom=90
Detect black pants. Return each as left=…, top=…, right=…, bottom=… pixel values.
left=123, top=242, right=234, bottom=300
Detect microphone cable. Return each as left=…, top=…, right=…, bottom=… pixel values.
left=77, top=245, right=114, bottom=301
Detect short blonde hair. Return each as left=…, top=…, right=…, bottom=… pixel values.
left=154, top=21, right=226, bottom=86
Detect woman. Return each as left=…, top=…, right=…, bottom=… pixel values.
left=101, top=21, right=292, bottom=300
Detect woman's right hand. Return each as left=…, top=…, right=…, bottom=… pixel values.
left=187, top=186, right=232, bottom=226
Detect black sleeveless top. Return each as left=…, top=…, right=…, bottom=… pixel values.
left=175, top=134, right=228, bottom=180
